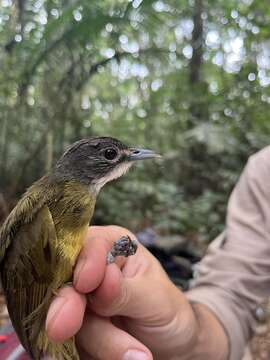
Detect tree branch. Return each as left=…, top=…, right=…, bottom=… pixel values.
left=74, top=47, right=170, bottom=92
left=19, top=29, right=73, bottom=95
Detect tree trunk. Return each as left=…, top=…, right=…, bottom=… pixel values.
left=188, top=0, right=208, bottom=128
left=189, top=0, right=204, bottom=85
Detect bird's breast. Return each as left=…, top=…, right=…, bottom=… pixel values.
left=57, top=225, right=88, bottom=265
left=49, top=182, right=96, bottom=271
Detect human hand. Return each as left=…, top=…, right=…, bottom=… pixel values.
left=46, top=226, right=228, bottom=360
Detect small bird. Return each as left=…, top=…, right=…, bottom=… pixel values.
left=0, top=136, right=158, bottom=359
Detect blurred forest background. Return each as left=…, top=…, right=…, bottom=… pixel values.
left=0, top=0, right=270, bottom=246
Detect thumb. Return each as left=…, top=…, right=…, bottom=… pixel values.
left=89, top=263, right=163, bottom=321
left=89, top=263, right=135, bottom=317
left=77, top=312, right=153, bottom=360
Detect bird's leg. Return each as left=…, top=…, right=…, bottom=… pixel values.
left=106, top=235, right=138, bottom=264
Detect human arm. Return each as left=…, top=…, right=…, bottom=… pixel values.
left=187, top=146, right=270, bottom=359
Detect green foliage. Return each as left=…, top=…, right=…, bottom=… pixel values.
left=0, top=0, right=270, bottom=243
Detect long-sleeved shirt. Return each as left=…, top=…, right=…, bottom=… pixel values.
left=187, top=146, right=270, bottom=360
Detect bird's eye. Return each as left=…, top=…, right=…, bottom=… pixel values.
left=104, top=148, right=118, bottom=160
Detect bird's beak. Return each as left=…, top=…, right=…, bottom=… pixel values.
left=128, top=148, right=161, bottom=161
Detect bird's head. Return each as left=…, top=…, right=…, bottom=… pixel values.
left=53, top=136, right=158, bottom=193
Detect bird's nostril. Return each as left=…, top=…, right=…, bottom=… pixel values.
left=133, top=150, right=140, bottom=154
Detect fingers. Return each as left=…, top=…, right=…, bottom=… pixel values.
left=46, top=286, right=86, bottom=342
left=74, top=225, right=169, bottom=320
left=46, top=226, right=139, bottom=342
left=73, top=230, right=108, bottom=293
left=74, top=225, right=136, bottom=293
left=88, top=262, right=126, bottom=316
left=88, top=259, right=163, bottom=321
left=77, top=311, right=153, bottom=360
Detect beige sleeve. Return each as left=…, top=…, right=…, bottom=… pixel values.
left=186, top=146, right=270, bottom=360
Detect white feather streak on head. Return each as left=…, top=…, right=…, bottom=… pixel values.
left=92, top=161, right=133, bottom=194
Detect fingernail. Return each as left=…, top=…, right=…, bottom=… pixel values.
left=74, top=258, right=86, bottom=286
left=46, top=296, right=67, bottom=329
left=123, top=350, right=149, bottom=360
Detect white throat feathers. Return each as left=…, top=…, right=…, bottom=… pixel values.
left=92, top=161, right=133, bottom=194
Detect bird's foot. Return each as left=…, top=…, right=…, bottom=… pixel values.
left=107, top=235, right=138, bottom=264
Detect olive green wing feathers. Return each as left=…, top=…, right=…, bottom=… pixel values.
left=0, top=177, right=51, bottom=264
left=0, top=204, right=58, bottom=358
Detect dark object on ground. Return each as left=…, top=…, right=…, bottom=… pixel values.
left=136, top=228, right=201, bottom=290
left=146, top=245, right=194, bottom=289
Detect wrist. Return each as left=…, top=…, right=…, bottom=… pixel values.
left=151, top=291, right=199, bottom=360
left=188, top=303, right=229, bottom=360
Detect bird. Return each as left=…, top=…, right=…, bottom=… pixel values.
left=0, top=136, right=158, bottom=360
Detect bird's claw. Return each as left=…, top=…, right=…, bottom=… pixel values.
left=106, top=235, right=138, bottom=264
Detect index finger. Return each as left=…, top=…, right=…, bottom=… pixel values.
left=73, top=225, right=136, bottom=293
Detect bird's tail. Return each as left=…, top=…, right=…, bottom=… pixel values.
left=36, top=332, right=79, bottom=360
left=18, top=294, right=79, bottom=360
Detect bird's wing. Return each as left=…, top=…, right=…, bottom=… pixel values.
left=0, top=177, right=50, bottom=264
left=1, top=205, right=58, bottom=358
